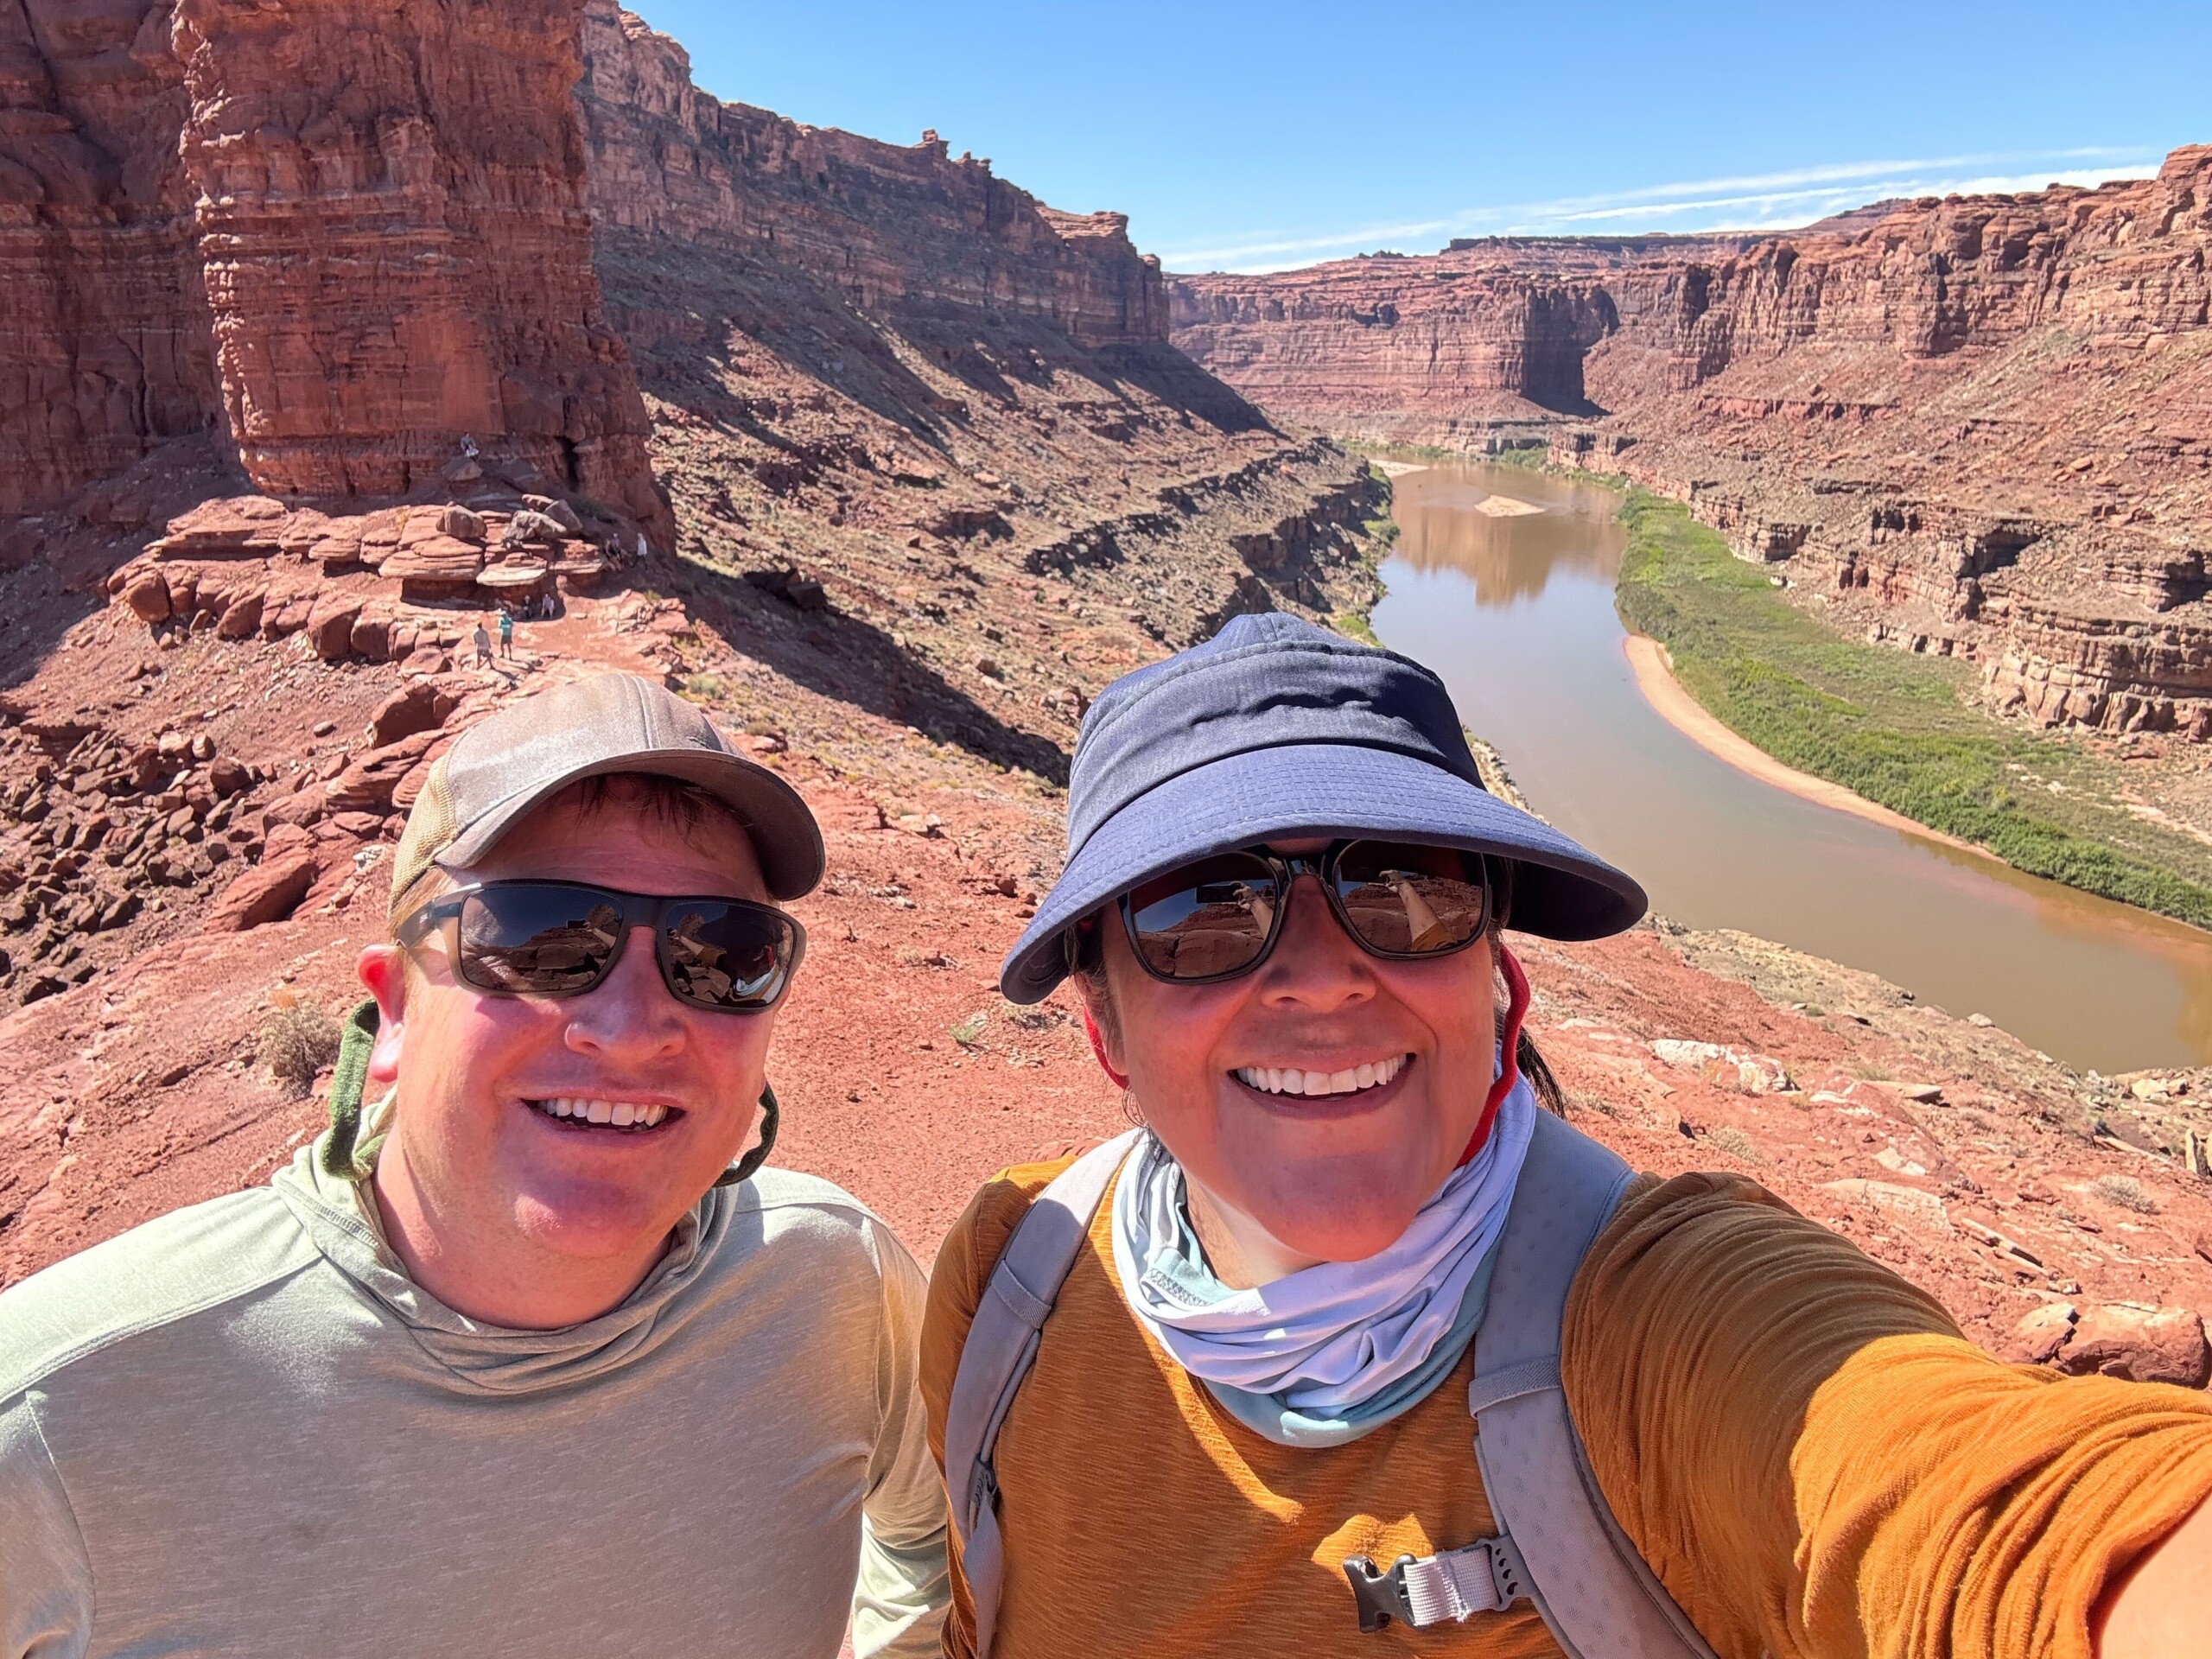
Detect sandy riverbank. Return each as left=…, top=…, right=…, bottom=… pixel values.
left=1622, top=634, right=1982, bottom=856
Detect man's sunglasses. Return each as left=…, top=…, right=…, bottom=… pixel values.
left=1106, top=839, right=1491, bottom=984
left=397, top=880, right=806, bottom=1013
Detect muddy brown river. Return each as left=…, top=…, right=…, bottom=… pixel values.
left=1372, top=459, right=2212, bottom=1073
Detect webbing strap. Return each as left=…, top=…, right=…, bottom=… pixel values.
left=1465, top=1356, right=1560, bottom=1415
left=1466, top=1111, right=1720, bottom=1659
left=944, top=1130, right=1141, bottom=1658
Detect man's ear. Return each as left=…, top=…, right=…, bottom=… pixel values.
left=357, top=944, right=409, bottom=1086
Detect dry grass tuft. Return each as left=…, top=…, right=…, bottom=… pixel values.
left=258, top=1002, right=340, bottom=1098
left=2092, top=1173, right=2158, bottom=1214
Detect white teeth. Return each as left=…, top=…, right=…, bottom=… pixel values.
left=533, top=1097, right=672, bottom=1128
left=1234, top=1055, right=1409, bottom=1096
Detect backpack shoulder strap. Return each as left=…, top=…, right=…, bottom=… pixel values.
left=944, top=1128, right=1141, bottom=1659
left=1467, top=1109, right=1719, bottom=1659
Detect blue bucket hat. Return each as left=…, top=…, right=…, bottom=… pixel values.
left=1000, top=613, right=1647, bottom=1004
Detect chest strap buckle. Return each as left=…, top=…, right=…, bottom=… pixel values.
left=1343, top=1535, right=1532, bottom=1632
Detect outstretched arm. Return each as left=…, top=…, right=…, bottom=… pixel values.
left=2098, top=1494, right=2212, bottom=1658
left=1565, top=1173, right=2212, bottom=1659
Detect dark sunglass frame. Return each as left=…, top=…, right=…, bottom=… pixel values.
left=396, top=880, right=807, bottom=1013
left=1114, top=840, right=1491, bottom=986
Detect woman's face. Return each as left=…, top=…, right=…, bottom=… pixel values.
left=1086, top=838, right=1497, bottom=1268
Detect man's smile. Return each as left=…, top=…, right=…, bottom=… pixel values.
left=521, top=1096, right=683, bottom=1132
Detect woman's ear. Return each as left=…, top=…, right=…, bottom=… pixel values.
left=1073, top=971, right=1130, bottom=1090
left=356, top=944, right=409, bottom=1086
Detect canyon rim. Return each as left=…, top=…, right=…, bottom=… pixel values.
left=0, top=2, right=2206, bottom=1382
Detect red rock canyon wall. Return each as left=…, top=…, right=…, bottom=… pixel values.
left=1172, top=150, right=2212, bottom=736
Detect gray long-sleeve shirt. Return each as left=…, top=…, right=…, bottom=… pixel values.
left=0, top=1135, right=949, bottom=1657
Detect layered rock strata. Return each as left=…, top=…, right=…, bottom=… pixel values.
left=1172, top=150, right=2212, bottom=738
left=3, top=0, right=661, bottom=522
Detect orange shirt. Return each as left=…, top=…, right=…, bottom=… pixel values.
left=921, top=1160, right=2212, bottom=1659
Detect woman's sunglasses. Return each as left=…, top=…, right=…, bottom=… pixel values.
left=1109, top=839, right=1491, bottom=984
left=396, top=880, right=806, bottom=1013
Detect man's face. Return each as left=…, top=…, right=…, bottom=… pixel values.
left=360, top=782, right=782, bottom=1268
left=1088, top=838, right=1497, bottom=1265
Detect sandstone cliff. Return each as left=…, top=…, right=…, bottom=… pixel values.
left=3, top=0, right=661, bottom=522
left=1172, top=151, right=2212, bottom=740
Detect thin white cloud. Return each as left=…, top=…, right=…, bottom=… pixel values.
left=1160, top=147, right=2168, bottom=273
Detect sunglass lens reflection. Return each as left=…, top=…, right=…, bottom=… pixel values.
left=661, top=904, right=791, bottom=1008
left=458, top=888, right=621, bottom=993
left=1127, top=856, right=1281, bottom=979
left=1332, top=842, right=1486, bottom=955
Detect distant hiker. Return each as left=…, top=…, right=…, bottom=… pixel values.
left=498, top=607, right=514, bottom=658
left=923, top=613, right=2212, bottom=1659
left=0, top=675, right=949, bottom=1656
left=473, top=617, right=493, bottom=665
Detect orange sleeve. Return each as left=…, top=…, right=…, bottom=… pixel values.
left=1563, top=1172, right=2212, bottom=1659
left=920, top=1160, right=1073, bottom=1659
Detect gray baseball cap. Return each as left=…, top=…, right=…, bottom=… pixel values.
left=387, top=673, right=823, bottom=918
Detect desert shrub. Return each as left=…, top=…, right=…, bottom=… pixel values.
left=259, top=1001, right=340, bottom=1098
left=2092, top=1173, right=2158, bottom=1214
left=1706, top=1124, right=1766, bottom=1164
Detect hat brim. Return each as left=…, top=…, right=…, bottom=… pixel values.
left=999, top=743, right=1646, bottom=1004
left=435, top=747, right=825, bottom=902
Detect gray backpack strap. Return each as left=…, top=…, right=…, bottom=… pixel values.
left=1465, top=1109, right=1719, bottom=1659
left=944, top=1129, right=1141, bottom=1659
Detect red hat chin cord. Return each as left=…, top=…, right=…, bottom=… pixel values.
left=1082, top=1005, right=1129, bottom=1092
left=1458, top=943, right=1529, bottom=1167
left=1078, top=946, right=1529, bottom=1170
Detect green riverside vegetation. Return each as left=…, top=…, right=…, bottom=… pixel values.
left=1611, top=488, right=2212, bottom=930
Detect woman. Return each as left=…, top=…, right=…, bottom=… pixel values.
left=921, top=613, right=2211, bottom=1659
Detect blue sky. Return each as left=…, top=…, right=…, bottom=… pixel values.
left=626, top=2, right=2208, bottom=272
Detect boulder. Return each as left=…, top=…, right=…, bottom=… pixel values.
left=309, top=522, right=366, bottom=569
left=215, top=593, right=264, bottom=639
left=261, top=594, right=313, bottom=639
left=2056, top=1304, right=2211, bottom=1388
left=522, top=494, right=584, bottom=533
left=207, top=758, right=252, bottom=798
left=502, top=509, right=568, bottom=548
left=478, top=558, right=549, bottom=594
left=328, top=731, right=440, bottom=813
left=122, top=569, right=172, bottom=622
left=438, top=505, right=487, bottom=543
left=370, top=683, right=458, bottom=747
left=203, top=849, right=317, bottom=931
left=382, top=535, right=484, bottom=594
left=349, top=615, right=392, bottom=661
left=304, top=595, right=364, bottom=661
left=1999, top=1302, right=2078, bottom=1365
left=264, top=783, right=328, bottom=830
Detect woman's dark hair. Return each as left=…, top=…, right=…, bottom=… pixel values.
left=1067, top=853, right=1566, bottom=1114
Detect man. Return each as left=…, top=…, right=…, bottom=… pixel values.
left=499, top=606, right=516, bottom=658
left=923, top=614, right=2211, bottom=1659
left=474, top=615, right=494, bottom=665
left=0, top=674, right=948, bottom=1656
